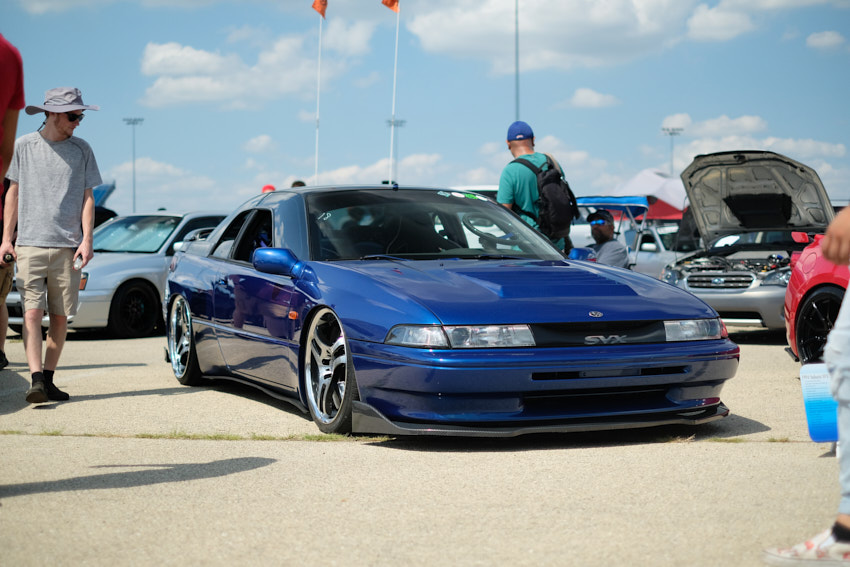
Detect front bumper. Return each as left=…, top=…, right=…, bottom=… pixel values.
left=682, top=284, right=787, bottom=330
left=6, top=288, right=112, bottom=330
left=347, top=338, right=739, bottom=437
left=352, top=400, right=730, bottom=437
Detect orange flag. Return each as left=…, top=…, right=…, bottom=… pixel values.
left=312, top=0, right=327, bottom=17
left=382, top=0, right=399, bottom=13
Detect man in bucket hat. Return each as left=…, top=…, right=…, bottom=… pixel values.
left=1, top=87, right=102, bottom=404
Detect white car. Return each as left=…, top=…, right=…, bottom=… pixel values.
left=661, top=151, right=834, bottom=330
left=7, top=212, right=225, bottom=337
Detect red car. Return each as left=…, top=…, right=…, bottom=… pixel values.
left=784, top=232, right=849, bottom=363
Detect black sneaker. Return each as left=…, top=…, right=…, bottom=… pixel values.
left=45, top=380, right=69, bottom=401
left=25, top=381, right=48, bottom=404
left=0, top=350, right=7, bottom=369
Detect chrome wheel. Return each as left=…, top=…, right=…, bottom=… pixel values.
left=304, top=308, right=357, bottom=434
left=168, top=295, right=201, bottom=385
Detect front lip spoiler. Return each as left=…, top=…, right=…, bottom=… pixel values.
left=351, top=400, right=730, bottom=438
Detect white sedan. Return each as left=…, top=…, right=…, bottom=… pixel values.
left=7, top=211, right=225, bottom=338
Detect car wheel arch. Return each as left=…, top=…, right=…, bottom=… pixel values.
left=795, top=283, right=846, bottom=363
left=107, top=278, right=163, bottom=338
left=298, top=305, right=362, bottom=433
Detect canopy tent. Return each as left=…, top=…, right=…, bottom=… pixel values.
left=610, top=169, right=687, bottom=219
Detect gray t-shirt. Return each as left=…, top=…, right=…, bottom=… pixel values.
left=591, top=239, right=629, bottom=268
left=7, top=132, right=102, bottom=248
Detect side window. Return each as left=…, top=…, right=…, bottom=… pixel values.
left=232, top=210, right=274, bottom=263
left=211, top=211, right=252, bottom=259
left=167, top=216, right=225, bottom=256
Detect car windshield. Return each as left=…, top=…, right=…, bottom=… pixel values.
left=710, top=230, right=801, bottom=250
left=93, top=215, right=181, bottom=253
left=306, top=189, right=564, bottom=261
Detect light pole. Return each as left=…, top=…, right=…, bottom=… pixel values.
left=123, top=117, right=144, bottom=213
left=662, top=126, right=683, bottom=175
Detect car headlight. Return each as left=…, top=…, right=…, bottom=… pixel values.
left=761, top=268, right=791, bottom=287
left=385, top=325, right=449, bottom=348
left=662, top=267, right=682, bottom=286
left=664, top=318, right=726, bottom=341
left=386, top=324, right=536, bottom=348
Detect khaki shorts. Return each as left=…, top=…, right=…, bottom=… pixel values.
left=0, top=263, right=12, bottom=303
left=16, top=246, right=81, bottom=316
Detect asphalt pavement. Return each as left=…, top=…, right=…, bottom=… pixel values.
left=0, top=328, right=839, bottom=566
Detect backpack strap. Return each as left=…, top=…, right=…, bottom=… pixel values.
left=509, top=157, right=541, bottom=221
left=511, top=156, right=542, bottom=174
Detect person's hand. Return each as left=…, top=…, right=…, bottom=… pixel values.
left=821, top=206, right=850, bottom=266
left=75, top=240, right=94, bottom=269
left=0, top=242, right=15, bottom=265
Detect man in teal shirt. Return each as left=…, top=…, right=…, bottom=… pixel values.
left=496, top=121, right=569, bottom=251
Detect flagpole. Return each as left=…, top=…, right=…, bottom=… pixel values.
left=387, top=7, right=400, bottom=184
left=315, top=14, right=323, bottom=183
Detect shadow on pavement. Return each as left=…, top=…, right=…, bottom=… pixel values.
left=726, top=328, right=787, bottom=346
left=0, top=457, right=276, bottom=499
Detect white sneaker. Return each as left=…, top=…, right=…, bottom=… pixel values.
left=764, top=529, right=850, bottom=565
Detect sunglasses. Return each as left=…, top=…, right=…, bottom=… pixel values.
left=65, top=112, right=85, bottom=123
left=589, top=219, right=608, bottom=226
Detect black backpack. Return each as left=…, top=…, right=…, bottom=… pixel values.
left=511, top=154, right=580, bottom=239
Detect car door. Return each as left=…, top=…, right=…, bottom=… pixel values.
left=212, top=209, right=298, bottom=391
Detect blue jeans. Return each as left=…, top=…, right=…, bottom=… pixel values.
left=825, top=294, right=850, bottom=515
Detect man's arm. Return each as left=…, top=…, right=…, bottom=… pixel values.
left=0, top=180, right=18, bottom=263
left=76, top=187, right=95, bottom=268
left=822, top=206, right=850, bottom=267
left=1, top=108, right=19, bottom=181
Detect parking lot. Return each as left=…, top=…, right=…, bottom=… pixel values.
left=0, top=328, right=839, bottom=566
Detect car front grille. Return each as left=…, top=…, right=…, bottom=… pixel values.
left=686, top=273, right=754, bottom=289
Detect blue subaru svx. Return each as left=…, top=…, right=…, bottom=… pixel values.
left=164, top=185, right=739, bottom=437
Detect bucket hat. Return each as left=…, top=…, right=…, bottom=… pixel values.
left=25, top=87, right=99, bottom=115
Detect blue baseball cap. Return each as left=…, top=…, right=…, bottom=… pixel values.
left=507, top=121, right=534, bottom=141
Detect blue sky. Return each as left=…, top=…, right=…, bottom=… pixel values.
left=4, top=0, right=850, bottom=215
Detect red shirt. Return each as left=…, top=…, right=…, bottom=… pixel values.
left=0, top=32, right=25, bottom=176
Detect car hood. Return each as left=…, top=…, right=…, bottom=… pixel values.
left=681, top=151, right=833, bottom=243
left=325, top=259, right=716, bottom=326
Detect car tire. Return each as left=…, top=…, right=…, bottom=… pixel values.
left=168, top=295, right=202, bottom=386
left=796, top=285, right=845, bottom=364
left=303, top=307, right=359, bottom=434
left=107, top=281, right=160, bottom=338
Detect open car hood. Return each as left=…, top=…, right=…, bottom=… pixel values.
left=681, top=151, right=833, bottom=243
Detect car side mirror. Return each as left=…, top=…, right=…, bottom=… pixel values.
left=252, top=247, right=305, bottom=278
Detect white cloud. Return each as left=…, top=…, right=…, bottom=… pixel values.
left=243, top=135, right=274, bottom=153
left=807, top=30, right=846, bottom=49
left=139, top=25, right=368, bottom=108
left=407, top=0, right=698, bottom=73
left=105, top=156, right=226, bottom=214
left=567, top=88, right=620, bottom=108
left=141, top=42, right=241, bottom=76
left=691, top=114, right=769, bottom=136
left=661, top=114, right=692, bottom=130
left=324, top=19, right=376, bottom=57
left=686, top=4, right=755, bottom=41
